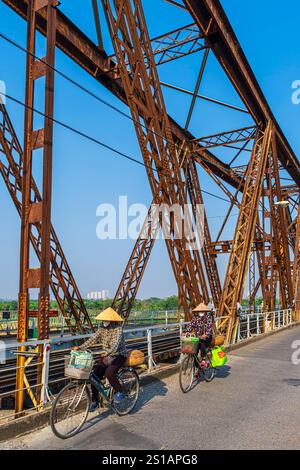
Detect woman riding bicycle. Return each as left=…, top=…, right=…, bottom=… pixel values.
left=79, top=307, right=128, bottom=412
left=185, top=303, right=213, bottom=366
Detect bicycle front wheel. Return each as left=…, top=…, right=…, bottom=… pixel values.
left=50, top=381, right=91, bottom=439
left=112, top=368, right=140, bottom=416
left=179, top=354, right=195, bottom=393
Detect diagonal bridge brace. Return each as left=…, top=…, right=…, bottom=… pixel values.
left=0, top=102, right=93, bottom=333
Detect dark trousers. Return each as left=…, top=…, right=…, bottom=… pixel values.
left=197, top=336, right=212, bottom=358
left=91, top=355, right=126, bottom=402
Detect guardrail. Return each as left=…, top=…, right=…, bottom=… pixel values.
left=0, top=308, right=295, bottom=425
left=0, top=310, right=181, bottom=337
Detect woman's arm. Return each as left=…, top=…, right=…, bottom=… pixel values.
left=78, top=328, right=103, bottom=351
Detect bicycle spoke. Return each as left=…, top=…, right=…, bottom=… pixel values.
left=50, top=382, right=91, bottom=439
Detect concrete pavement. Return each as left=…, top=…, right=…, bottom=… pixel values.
left=1, top=325, right=300, bottom=450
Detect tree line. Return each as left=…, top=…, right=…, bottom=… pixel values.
left=0, top=295, right=265, bottom=313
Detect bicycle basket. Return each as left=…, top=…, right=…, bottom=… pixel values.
left=64, top=350, right=94, bottom=380
left=181, top=336, right=199, bottom=354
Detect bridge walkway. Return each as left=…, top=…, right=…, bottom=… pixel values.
left=1, top=325, right=300, bottom=450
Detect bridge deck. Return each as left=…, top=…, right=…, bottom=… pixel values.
left=1, top=325, right=300, bottom=450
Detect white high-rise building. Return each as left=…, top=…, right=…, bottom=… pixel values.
left=87, top=290, right=109, bottom=300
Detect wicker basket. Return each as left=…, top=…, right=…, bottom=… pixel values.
left=64, top=350, right=94, bottom=380
left=181, top=336, right=199, bottom=354
left=125, top=349, right=144, bottom=367
left=211, top=335, right=225, bottom=347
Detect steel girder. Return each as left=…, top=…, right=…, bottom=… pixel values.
left=184, top=0, right=300, bottom=185
left=218, top=123, right=273, bottom=343
left=2, top=0, right=243, bottom=190
left=102, top=0, right=211, bottom=317
left=113, top=153, right=222, bottom=320
left=111, top=201, right=159, bottom=320
left=0, top=103, right=93, bottom=333
left=267, top=135, right=293, bottom=310
left=109, top=22, right=207, bottom=68
left=16, top=0, right=57, bottom=413
left=293, top=207, right=300, bottom=320
left=193, top=126, right=256, bottom=150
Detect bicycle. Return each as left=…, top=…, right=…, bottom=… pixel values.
left=50, top=354, right=140, bottom=439
left=179, top=346, right=216, bottom=393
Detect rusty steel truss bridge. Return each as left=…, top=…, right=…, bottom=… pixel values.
left=0, top=0, right=300, bottom=413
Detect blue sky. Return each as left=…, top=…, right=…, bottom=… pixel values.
left=0, top=0, right=299, bottom=300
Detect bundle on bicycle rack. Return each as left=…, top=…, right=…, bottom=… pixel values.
left=125, top=349, right=144, bottom=367
left=181, top=336, right=199, bottom=354
left=64, top=350, right=94, bottom=380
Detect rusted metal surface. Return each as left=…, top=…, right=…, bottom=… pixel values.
left=112, top=202, right=159, bottom=320
left=293, top=207, right=300, bottom=320
left=217, top=123, right=273, bottom=343
left=267, top=135, right=293, bottom=310
left=193, top=126, right=256, bottom=150
left=1, top=0, right=299, bottom=412
left=16, top=0, right=56, bottom=413
left=2, top=0, right=242, bottom=190
left=0, top=103, right=93, bottom=333
left=184, top=0, right=300, bottom=184
left=102, top=0, right=209, bottom=318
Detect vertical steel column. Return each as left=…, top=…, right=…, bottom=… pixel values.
left=218, top=123, right=273, bottom=344
left=0, top=104, right=93, bottom=333
left=248, top=250, right=255, bottom=311
left=293, top=206, right=300, bottom=320
left=268, top=135, right=293, bottom=310
left=16, top=0, right=57, bottom=414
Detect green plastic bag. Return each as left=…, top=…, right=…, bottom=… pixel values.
left=211, top=346, right=227, bottom=367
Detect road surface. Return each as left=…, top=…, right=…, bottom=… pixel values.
left=1, top=325, right=300, bottom=450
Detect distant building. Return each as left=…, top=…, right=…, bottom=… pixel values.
left=87, top=290, right=109, bottom=301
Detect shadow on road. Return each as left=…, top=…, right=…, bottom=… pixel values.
left=68, top=378, right=168, bottom=437
left=215, top=365, right=231, bottom=379
left=283, top=378, right=300, bottom=387
left=131, top=378, right=168, bottom=415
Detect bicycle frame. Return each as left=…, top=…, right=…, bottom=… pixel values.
left=90, top=372, right=113, bottom=402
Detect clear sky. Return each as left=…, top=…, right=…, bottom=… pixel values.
left=0, top=0, right=299, bottom=300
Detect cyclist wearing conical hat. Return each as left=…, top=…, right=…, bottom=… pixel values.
left=79, top=307, right=128, bottom=412
left=185, top=303, right=213, bottom=365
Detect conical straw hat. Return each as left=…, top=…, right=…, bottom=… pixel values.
left=192, top=302, right=211, bottom=313
left=95, top=307, right=124, bottom=322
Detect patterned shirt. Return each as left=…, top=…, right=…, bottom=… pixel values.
left=79, top=324, right=128, bottom=357
left=185, top=312, right=213, bottom=339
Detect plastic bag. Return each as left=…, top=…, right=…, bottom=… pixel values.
left=211, top=346, right=227, bottom=367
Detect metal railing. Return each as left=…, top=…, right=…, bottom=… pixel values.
left=0, top=310, right=181, bottom=337
left=0, top=308, right=296, bottom=424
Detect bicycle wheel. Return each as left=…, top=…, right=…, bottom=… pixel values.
left=50, top=381, right=91, bottom=439
left=179, top=354, right=195, bottom=393
left=202, top=351, right=216, bottom=383
left=112, top=368, right=140, bottom=416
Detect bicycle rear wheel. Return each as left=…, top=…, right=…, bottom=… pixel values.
left=50, top=381, right=91, bottom=439
left=179, top=354, right=195, bottom=393
left=202, top=351, right=216, bottom=382
left=112, top=368, right=140, bottom=416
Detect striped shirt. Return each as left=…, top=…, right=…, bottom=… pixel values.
left=79, top=324, right=128, bottom=357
